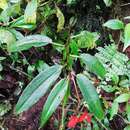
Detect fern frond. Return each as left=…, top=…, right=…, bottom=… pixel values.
left=95, top=44, right=129, bottom=76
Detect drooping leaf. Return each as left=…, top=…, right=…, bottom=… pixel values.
left=110, top=101, right=119, bottom=120
left=24, top=0, right=38, bottom=24
left=103, top=19, right=124, bottom=30
left=16, top=64, right=62, bottom=114
left=0, top=28, right=16, bottom=51
left=11, top=16, right=36, bottom=30
left=80, top=54, right=106, bottom=78
left=115, top=93, right=130, bottom=103
left=76, top=74, right=104, bottom=120
left=40, top=78, right=69, bottom=127
left=78, top=31, right=97, bottom=49
left=56, top=6, right=65, bottom=32
left=124, top=23, right=130, bottom=51
left=72, top=31, right=99, bottom=49
left=9, top=34, right=52, bottom=52
left=0, top=0, right=8, bottom=10
left=103, top=0, right=112, bottom=7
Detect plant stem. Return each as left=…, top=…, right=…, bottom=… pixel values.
left=71, top=72, right=81, bottom=111
left=117, top=114, right=130, bottom=125
left=95, top=117, right=108, bottom=130
left=59, top=103, right=65, bottom=130
left=64, top=27, right=71, bottom=71
left=52, top=42, right=65, bottom=47
left=70, top=54, right=80, bottom=58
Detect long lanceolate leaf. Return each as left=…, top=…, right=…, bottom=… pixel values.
left=40, top=78, right=69, bottom=127
left=16, top=64, right=62, bottom=114
left=76, top=74, right=104, bottom=120
left=10, top=34, right=52, bottom=52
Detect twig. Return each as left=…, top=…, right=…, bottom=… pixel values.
left=117, top=114, right=130, bottom=125
left=59, top=102, right=65, bottom=130
left=71, top=72, right=81, bottom=112
left=71, top=73, right=80, bottom=103
left=52, top=42, right=65, bottom=47
left=6, top=64, right=32, bottom=78
left=95, top=117, right=108, bottom=130
left=120, top=3, right=130, bottom=7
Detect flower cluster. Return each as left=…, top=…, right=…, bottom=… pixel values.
left=67, top=112, right=92, bottom=128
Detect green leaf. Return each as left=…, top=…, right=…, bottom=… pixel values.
left=95, top=44, right=129, bottom=76
left=70, top=39, right=78, bottom=55
left=10, top=0, right=21, bottom=3
left=92, top=119, right=100, bottom=130
left=0, top=57, right=6, bottom=61
left=115, top=93, right=130, bottom=103
left=56, top=6, right=65, bottom=32
left=9, top=29, right=24, bottom=40
left=67, top=0, right=77, bottom=5
left=103, top=0, right=112, bottom=7
left=124, top=126, right=130, bottom=130
left=110, top=101, right=119, bottom=120
left=126, top=102, right=130, bottom=121
left=40, top=78, right=69, bottom=127
left=36, top=60, right=49, bottom=73
left=0, top=28, right=16, bottom=44
left=0, top=28, right=16, bottom=51
left=9, top=34, right=52, bottom=52
left=72, top=31, right=99, bottom=49
left=119, top=79, right=130, bottom=88
left=103, top=19, right=124, bottom=30
left=16, top=64, right=62, bottom=114
left=11, top=16, right=36, bottom=30
left=76, top=74, right=104, bottom=120
left=80, top=54, right=106, bottom=78
left=124, top=23, right=130, bottom=51
left=24, top=0, right=38, bottom=24
left=0, top=0, right=8, bottom=10
left=99, top=85, right=116, bottom=93
left=0, top=3, right=21, bottom=23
